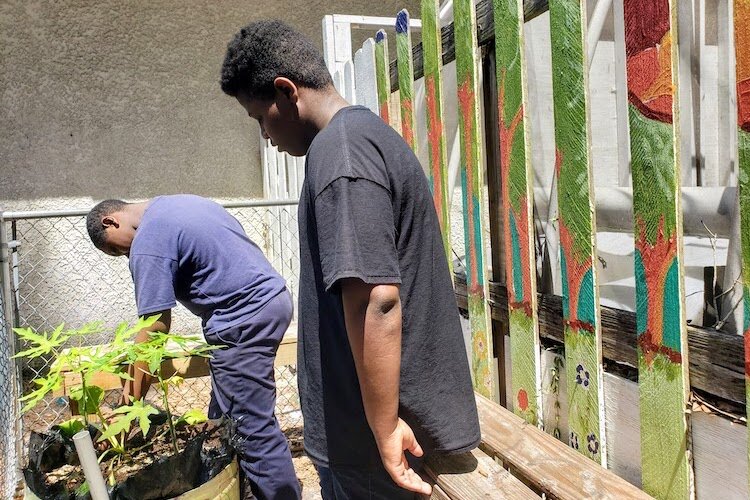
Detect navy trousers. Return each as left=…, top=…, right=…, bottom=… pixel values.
left=315, top=457, right=422, bottom=500
left=206, top=290, right=300, bottom=500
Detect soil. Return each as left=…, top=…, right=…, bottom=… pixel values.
left=19, top=375, right=322, bottom=498
left=33, top=420, right=229, bottom=496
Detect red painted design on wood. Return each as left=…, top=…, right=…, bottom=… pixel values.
left=635, top=217, right=682, bottom=364
left=559, top=220, right=594, bottom=333
left=380, top=102, right=390, bottom=125
left=517, top=389, right=529, bottom=411
left=458, top=79, right=480, bottom=294
left=426, top=76, right=446, bottom=230
left=736, top=7, right=750, bottom=132
left=624, top=0, right=673, bottom=123
left=401, top=98, right=415, bottom=147
left=498, top=68, right=532, bottom=313
left=738, top=79, right=750, bottom=132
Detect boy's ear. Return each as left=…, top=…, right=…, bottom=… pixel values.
left=102, top=216, right=119, bottom=229
left=273, top=77, right=299, bottom=103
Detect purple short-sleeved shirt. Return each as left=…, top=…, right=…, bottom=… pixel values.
left=128, top=195, right=286, bottom=334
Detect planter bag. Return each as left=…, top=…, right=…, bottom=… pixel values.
left=25, top=420, right=236, bottom=500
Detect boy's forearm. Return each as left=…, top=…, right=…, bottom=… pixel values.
left=341, top=280, right=402, bottom=441
left=123, top=314, right=170, bottom=403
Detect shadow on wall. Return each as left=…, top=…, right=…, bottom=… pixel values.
left=0, top=0, right=421, bottom=205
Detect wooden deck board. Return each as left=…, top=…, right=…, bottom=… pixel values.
left=476, top=393, right=652, bottom=499
left=425, top=448, right=540, bottom=499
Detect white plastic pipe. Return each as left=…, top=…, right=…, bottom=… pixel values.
left=72, top=431, right=109, bottom=500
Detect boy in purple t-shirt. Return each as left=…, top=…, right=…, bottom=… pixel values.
left=86, top=194, right=300, bottom=500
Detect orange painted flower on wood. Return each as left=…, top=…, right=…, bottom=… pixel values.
left=624, top=0, right=673, bottom=124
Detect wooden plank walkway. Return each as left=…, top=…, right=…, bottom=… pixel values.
left=548, top=0, right=605, bottom=465
left=476, top=393, right=653, bottom=499
left=622, top=1, right=692, bottom=497
left=424, top=448, right=540, bottom=499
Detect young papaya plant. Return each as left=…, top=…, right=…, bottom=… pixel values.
left=14, top=317, right=216, bottom=472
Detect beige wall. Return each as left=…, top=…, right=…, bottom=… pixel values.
left=0, top=0, right=419, bottom=209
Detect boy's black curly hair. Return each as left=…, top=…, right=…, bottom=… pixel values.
left=221, top=20, right=333, bottom=99
left=86, top=199, right=127, bottom=249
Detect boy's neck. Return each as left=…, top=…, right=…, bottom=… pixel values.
left=305, top=87, right=351, bottom=134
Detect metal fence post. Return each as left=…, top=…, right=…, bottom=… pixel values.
left=0, top=210, right=21, bottom=497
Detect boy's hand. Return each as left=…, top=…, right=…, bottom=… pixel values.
left=375, top=418, right=432, bottom=495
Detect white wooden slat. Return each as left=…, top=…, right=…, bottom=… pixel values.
left=354, top=39, right=379, bottom=114
left=343, top=59, right=356, bottom=104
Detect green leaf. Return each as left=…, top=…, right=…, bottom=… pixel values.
left=69, top=385, right=104, bottom=415
left=100, top=400, right=159, bottom=441
left=177, top=409, right=208, bottom=426
left=13, top=324, right=69, bottom=360
left=20, top=372, right=63, bottom=412
left=55, top=417, right=85, bottom=439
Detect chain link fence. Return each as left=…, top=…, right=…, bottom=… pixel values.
left=0, top=199, right=301, bottom=489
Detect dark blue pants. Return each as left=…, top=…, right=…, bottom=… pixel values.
left=315, top=459, right=422, bottom=500
left=206, top=290, right=300, bottom=500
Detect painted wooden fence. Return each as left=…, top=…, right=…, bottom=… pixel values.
left=622, top=1, right=691, bottom=497
left=735, top=0, right=750, bottom=492
left=548, top=0, right=605, bottom=465
left=320, top=0, right=749, bottom=497
left=493, top=0, right=542, bottom=427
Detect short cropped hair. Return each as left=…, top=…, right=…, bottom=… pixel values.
left=220, top=20, right=333, bottom=99
left=86, top=199, right=127, bottom=249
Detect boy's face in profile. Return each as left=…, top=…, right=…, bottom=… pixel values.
left=236, top=85, right=310, bottom=157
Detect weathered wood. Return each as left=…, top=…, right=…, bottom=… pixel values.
left=454, top=277, right=747, bottom=409
left=455, top=0, right=496, bottom=401
left=494, top=0, right=542, bottom=427
left=354, top=38, right=378, bottom=114
left=424, top=447, right=540, bottom=499
left=733, top=0, right=750, bottom=490
left=548, top=0, right=605, bottom=465
left=622, top=1, right=692, bottom=496
left=390, top=0, right=550, bottom=92
left=421, top=0, right=452, bottom=269
left=476, top=393, right=653, bottom=500
left=396, top=10, right=417, bottom=152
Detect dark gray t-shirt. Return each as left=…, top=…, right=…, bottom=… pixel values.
left=298, top=106, right=480, bottom=468
left=129, top=194, right=287, bottom=335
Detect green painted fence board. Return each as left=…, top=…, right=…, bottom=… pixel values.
left=396, top=10, right=417, bottom=152
left=375, top=30, right=393, bottom=126
left=454, top=0, right=496, bottom=400
left=493, top=0, right=541, bottom=426
left=421, top=0, right=452, bottom=271
left=548, top=0, right=605, bottom=464
left=623, top=1, right=692, bottom=497
left=734, top=0, right=750, bottom=491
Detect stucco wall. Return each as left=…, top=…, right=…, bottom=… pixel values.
left=0, top=0, right=419, bottom=209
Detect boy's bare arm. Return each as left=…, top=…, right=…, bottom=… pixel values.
left=340, top=278, right=431, bottom=495
left=121, top=310, right=171, bottom=404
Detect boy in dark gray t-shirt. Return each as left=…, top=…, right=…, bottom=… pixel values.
left=222, top=20, right=480, bottom=499
left=86, top=194, right=300, bottom=500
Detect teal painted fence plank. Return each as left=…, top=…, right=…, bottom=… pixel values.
left=454, top=0, right=496, bottom=400
left=548, top=0, right=605, bottom=465
left=623, top=0, right=692, bottom=497
left=493, top=0, right=541, bottom=426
